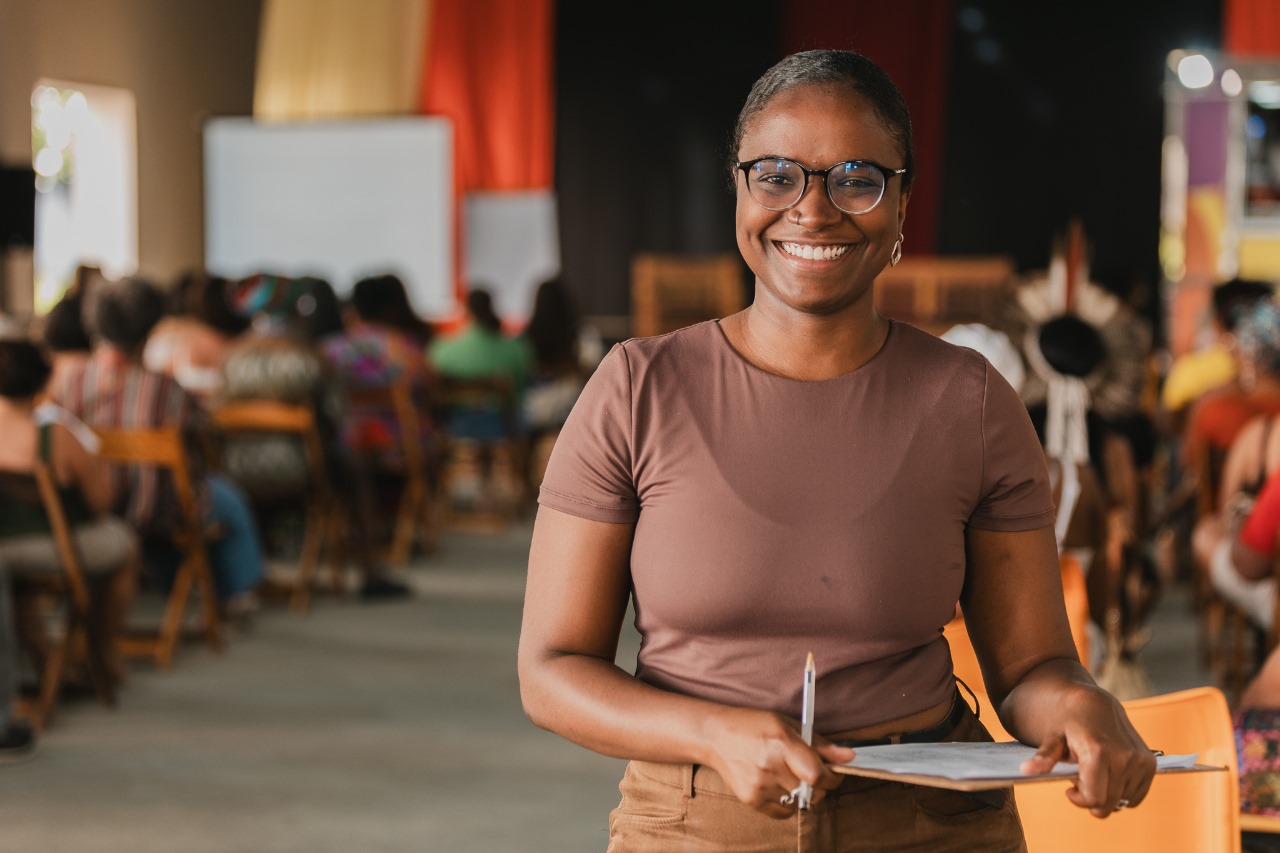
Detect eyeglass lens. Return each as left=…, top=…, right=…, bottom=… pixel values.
left=743, top=159, right=887, bottom=215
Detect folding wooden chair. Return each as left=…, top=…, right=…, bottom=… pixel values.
left=1016, top=686, right=1240, bottom=853
left=433, top=374, right=529, bottom=531
left=92, top=426, right=222, bottom=669
left=344, top=380, right=440, bottom=564
left=0, top=461, right=119, bottom=731
left=208, top=400, right=345, bottom=612
left=630, top=252, right=746, bottom=338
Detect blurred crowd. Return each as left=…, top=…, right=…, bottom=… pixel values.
left=0, top=265, right=596, bottom=761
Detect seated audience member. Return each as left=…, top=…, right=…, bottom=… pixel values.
left=319, top=272, right=435, bottom=464
left=50, top=276, right=265, bottom=619
left=0, top=565, right=35, bottom=762
left=0, top=338, right=138, bottom=683
left=519, top=276, right=586, bottom=436
left=143, top=271, right=249, bottom=405
left=1198, top=415, right=1280, bottom=632
left=1184, top=298, right=1280, bottom=479
left=429, top=287, right=530, bottom=440
left=1234, top=643, right=1280, bottom=817
left=221, top=274, right=411, bottom=600
left=429, top=288, right=531, bottom=509
left=1163, top=277, right=1274, bottom=431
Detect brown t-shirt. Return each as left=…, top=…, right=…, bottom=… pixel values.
left=538, top=319, right=1055, bottom=732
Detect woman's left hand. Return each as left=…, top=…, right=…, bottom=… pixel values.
left=1018, top=684, right=1157, bottom=818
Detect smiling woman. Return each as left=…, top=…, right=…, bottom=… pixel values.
left=518, top=49, right=1156, bottom=852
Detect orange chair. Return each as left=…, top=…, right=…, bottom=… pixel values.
left=1015, top=686, right=1238, bottom=853
left=943, top=554, right=1092, bottom=742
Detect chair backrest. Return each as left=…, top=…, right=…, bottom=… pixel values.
left=208, top=399, right=329, bottom=492
left=344, top=380, right=427, bottom=470
left=92, top=426, right=202, bottom=544
left=630, top=253, right=745, bottom=338
left=1016, top=686, right=1240, bottom=853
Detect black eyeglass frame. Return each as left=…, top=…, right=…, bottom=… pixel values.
left=736, top=157, right=908, bottom=215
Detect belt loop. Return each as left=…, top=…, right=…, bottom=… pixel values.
left=682, top=763, right=696, bottom=798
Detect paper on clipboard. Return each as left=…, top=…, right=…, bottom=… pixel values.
left=833, top=742, right=1219, bottom=792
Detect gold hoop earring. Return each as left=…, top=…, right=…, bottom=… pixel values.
left=890, top=233, right=904, bottom=267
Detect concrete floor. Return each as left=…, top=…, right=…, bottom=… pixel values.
left=0, top=518, right=1215, bottom=853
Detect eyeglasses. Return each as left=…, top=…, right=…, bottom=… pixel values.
left=736, top=157, right=907, bottom=215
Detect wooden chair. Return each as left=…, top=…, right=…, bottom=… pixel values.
left=872, top=255, right=1016, bottom=335
left=0, top=462, right=118, bottom=731
left=433, top=374, right=527, bottom=531
left=92, top=426, right=222, bottom=669
left=344, top=380, right=440, bottom=564
left=630, top=253, right=746, bottom=338
left=1016, top=686, right=1240, bottom=853
left=208, top=400, right=344, bottom=612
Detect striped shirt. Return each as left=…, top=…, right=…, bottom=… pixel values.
left=52, top=351, right=208, bottom=535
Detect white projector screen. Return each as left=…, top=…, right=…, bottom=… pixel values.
left=203, top=116, right=454, bottom=319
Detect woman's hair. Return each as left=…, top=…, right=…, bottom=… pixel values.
left=728, top=49, right=914, bottom=194
left=1214, top=277, right=1274, bottom=332
left=0, top=338, right=52, bottom=399
left=351, top=273, right=433, bottom=344
left=293, top=276, right=346, bottom=343
left=467, top=287, right=502, bottom=333
left=84, top=276, right=167, bottom=352
left=41, top=292, right=92, bottom=353
left=525, top=277, right=579, bottom=368
left=1234, top=299, right=1280, bottom=376
left=188, top=273, right=250, bottom=336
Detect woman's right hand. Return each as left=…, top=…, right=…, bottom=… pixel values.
left=703, top=706, right=854, bottom=818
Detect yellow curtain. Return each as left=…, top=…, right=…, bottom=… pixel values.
left=254, top=0, right=428, bottom=120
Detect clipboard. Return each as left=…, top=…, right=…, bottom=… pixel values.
left=831, top=741, right=1226, bottom=792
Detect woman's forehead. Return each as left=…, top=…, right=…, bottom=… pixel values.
left=740, top=84, right=899, bottom=164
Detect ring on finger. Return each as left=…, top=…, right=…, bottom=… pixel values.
left=1114, top=798, right=1131, bottom=811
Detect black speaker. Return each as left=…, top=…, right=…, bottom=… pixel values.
left=0, top=166, right=36, bottom=248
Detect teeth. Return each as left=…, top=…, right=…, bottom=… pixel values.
left=781, top=242, right=850, bottom=260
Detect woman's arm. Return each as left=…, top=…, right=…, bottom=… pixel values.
left=517, top=506, right=851, bottom=817
left=962, top=525, right=1156, bottom=817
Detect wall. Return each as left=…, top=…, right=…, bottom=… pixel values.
left=0, top=0, right=261, bottom=291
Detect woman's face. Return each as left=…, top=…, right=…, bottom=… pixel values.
left=735, top=83, right=909, bottom=319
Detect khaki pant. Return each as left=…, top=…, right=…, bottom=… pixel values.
left=607, top=699, right=1026, bottom=852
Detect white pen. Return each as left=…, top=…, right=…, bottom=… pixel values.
left=799, top=651, right=815, bottom=810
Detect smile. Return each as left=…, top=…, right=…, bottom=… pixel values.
left=779, top=242, right=851, bottom=261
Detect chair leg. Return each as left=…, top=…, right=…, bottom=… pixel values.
left=155, top=565, right=196, bottom=670
left=390, top=478, right=425, bottom=566
left=190, top=554, right=223, bottom=655
left=290, top=504, right=326, bottom=613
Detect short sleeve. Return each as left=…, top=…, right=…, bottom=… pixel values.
left=537, top=343, right=639, bottom=524
left=1241, top=473, right=1280, bottom=555
left=969, top=361, right=1055, bottom=531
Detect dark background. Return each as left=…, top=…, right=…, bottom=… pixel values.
left=554, top=0, right=1225, bottom=347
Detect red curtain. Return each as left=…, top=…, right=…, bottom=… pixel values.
left=782, top=0, right=953, bottom=254
left=419, top=0, right=556, bottom=306
left=1224, top=0, right=1280, bottom=56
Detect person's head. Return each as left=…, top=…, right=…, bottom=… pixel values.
left=1214, top=277, right=1274, bottom=333
left=1233, top=298, right=1280, bottom=377
left=526, top=276, right=579, bottom=366
left=466, top=287, right=502, bottom=333
left=351, top=272, right=432, bottom=343
left=1035, top=315, right=1107, bottom=379
left=0, top=338, right=52, bottom=400
left=729, top=50, right=913, bottom=314
left=292, top=276, right=345, bottom=342
left=188, top=273, right=250, bottom=337
left=84, top=276, right=167, bottom=354
left=41, top=292, right=92, bottom=354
